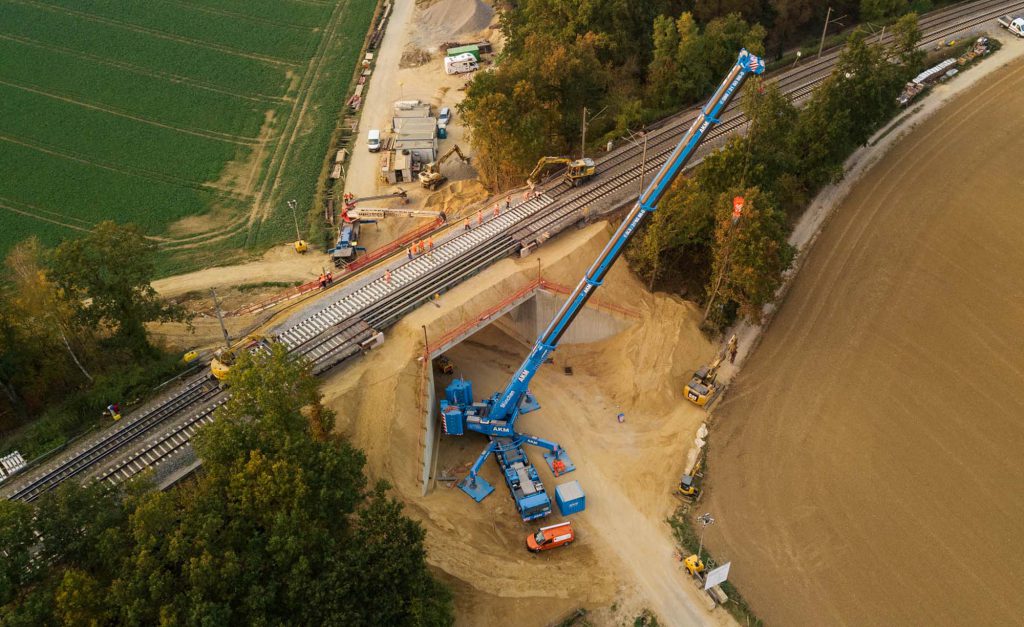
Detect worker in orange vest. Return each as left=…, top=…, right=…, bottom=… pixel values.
left=427, top=237, right=434, bottom=251
left=493, top=203, right=500, bottom=217
left=477, top=209, right=483, bottom=225
left=384, top=269, right=392, bottom=284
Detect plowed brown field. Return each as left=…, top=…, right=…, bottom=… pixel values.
left=703, top=59, right=1024, bottom=625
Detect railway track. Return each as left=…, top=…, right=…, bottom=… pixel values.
left=6, top=0, right=1019, bottom=501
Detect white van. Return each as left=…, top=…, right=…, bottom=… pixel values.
left=367, top=129, right=381, bottom=152
left=444, top=53, right=478, bottom=75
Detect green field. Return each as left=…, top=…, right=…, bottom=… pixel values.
left=0, top=0, right=377, bottom=274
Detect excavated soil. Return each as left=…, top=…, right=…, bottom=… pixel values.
left=702, top=57, right=1024, bottom=626
left=317, top=223, right=734, bottom=625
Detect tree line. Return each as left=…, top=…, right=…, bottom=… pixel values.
left=628, top=16, right=923, bottom=326
left=0, top=345, right=454, bottom=625
left=462, top=0, right=936, bottom=189
left=0, top=223, right=191, bottom=456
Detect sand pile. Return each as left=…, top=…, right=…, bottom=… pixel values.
left=412, top=0, right=494, bottom=50
left=422, top=179, right=488, bottom=219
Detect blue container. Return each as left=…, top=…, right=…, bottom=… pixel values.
left=555, top=480, right=585, bottom=516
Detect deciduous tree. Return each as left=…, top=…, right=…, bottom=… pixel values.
left=705, top=188, right=794, bottom=324
left=49, top=221, right=191, bottom=355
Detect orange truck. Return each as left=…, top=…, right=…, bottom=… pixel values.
left=526, top=521, right=574, bottom=552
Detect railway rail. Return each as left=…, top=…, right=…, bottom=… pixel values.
left=5, top=0, right=1018, bottom=501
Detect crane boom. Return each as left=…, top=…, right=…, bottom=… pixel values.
left=439, top=50, right=764, bottom=509
left=344, top=207, right=447, bottom=221
left=491, top=50, right=764, bottom=425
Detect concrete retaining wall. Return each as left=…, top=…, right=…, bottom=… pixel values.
left=496, top=290, right=631, bottom=347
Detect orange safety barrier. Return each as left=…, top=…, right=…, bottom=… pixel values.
left=425, top=277, right=639, bottom=356
left=343, top=218, right=444, bottom=274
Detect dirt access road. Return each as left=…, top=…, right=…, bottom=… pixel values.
left=703, top=57, right=1024, bottom=625
left=342, top=0, right=493, bottom=249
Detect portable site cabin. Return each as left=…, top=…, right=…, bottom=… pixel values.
left=446, top=44, right=481, bottom=61
left=444, top=53, right=478, bottom=75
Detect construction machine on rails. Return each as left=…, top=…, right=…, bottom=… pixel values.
left=527, top=156, right=596, bottom=189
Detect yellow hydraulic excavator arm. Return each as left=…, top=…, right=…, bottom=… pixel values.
left=527, top=157, right=573, bottom=186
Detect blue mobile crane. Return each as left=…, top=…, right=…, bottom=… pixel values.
left=440, top=50, right=765, bottom=517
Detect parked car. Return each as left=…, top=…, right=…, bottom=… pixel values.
left=367, top=129, right=381, bottom=152
left=438, top=107, right=452, bottom=127
left=526, top=521, right=574, bottom=552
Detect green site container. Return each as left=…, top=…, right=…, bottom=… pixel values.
left=446, top=45, right=481, bottom=61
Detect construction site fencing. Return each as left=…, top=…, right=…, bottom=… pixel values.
left=343, top=218, right=444, bottom=274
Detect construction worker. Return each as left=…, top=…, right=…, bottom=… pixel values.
left=464, top=218, right=471, bottom=231
left=407, top=247, right=413, bottom=260
left=728, top=335, right=738, bottom=364
left=427, top=237, right=434, bottom=253
left=493, top=203, right=500, bottom=217
left=318, top=273, right=327, bottom=289
left=477, top=209, right=483, bottom=226
left=384, top=269, right=392, bottom=285
left=505, top=197, right=512, bottom=211
left=325, top=271, right=333, bottom=286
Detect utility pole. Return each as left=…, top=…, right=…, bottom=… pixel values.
left=818, top=7, right=832, bottom=58
left=581, top=105, right=608, bottom=160
left=818, top=8, right=846, bottom=58
left=581, top=106, right=587, bottom=160
left=696, top=512, right=715, bottom=564
left=287, top=199, right=301, bottom=242
left=210, top=288, right=231, bottom=348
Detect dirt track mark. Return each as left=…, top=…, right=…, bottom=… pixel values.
left=245, top=0, right=352, bottom=242
left=0, top=32, right=286, bottom=104
left=738, top=66, right=1024, bottom=403
left=0, top=132, right=240, bottom=194
left=0, top=193, right=92, bottom=228
left=705, top=56, right=1024, bottom=626
left=0, top=79, right=271, bottom=145
left=9, top=0, right=301, bottom=67
left=0, top=197, right=92, bottom=232
left=166, top=0, right=316, bottom=32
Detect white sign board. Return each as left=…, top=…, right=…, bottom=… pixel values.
left=704, top=562, right=731, bottom=590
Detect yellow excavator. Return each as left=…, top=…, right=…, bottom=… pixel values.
left=676, top=457, right=703, bottom=501
left=684, top=335, right=736, bottom=407
left=527, top=156, right=596, bottom=189
left=210, top=336, right=271, bottom=381
left=418, top=144, right=471, bottom=190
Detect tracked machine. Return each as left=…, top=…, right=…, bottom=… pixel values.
left=527, top=156, right=596, bottom=189
left=439, top=50, right=764, bottom=520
